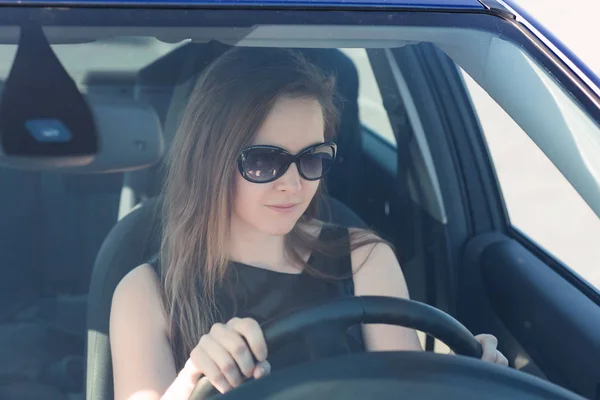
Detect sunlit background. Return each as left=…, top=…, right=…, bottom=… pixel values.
left=465, top=0, right=600, bottom=288
left=516, top=0, right=600, bottom=75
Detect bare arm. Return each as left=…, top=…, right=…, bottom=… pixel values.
left=352, top=236, right=508, bottom=366
left=110, top=264, right=271, bottom=400
left=351, top=241, right=424, bottom=352
left=110, top=264, right=200, bottom=400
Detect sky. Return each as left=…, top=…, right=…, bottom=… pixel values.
left=515, top=0, right=600, bottom=75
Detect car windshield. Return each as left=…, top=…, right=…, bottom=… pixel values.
left=0, top=6, right=599, bottom=400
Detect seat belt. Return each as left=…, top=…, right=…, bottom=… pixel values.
left=366, top=48, right=417, bottom=264
left=367, top=48, right=434, bottom=352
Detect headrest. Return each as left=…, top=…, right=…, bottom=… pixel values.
left=0, top=96, right=165, bottom=173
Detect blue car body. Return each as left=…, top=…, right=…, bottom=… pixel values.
left=0, top=1, right=598, bottom=399
left=6, top=0, right=485, bottom=7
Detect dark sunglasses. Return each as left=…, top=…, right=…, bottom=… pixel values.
left=237, top=142, right=337, bottom=184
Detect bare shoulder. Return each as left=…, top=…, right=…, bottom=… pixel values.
left=349, top=228, right=410, bottom=299
left=110, top=264, right=175, bottom=399
left=348, top=228, right=396, bottom=274
left=111, top=263, right=166, bottom=333
left=113, top=263, right=162, bottom=306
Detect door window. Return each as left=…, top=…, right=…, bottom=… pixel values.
left=460, top=66, right=600, bottom=290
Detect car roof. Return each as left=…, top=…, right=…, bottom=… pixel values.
left=1, top=0, right=485, bottom=10
left=4, top=0, right=598, bottom=96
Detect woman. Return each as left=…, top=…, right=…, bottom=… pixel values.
left=110, top=47, right=508, bottom=400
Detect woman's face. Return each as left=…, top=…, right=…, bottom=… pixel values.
left=232, top=96, right=325, bottom=236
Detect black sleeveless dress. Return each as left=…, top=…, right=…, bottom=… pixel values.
left=149, top=225, right=365, bottom=372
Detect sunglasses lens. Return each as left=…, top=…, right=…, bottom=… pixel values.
left=240, top=143, right=336, bottom=183
left=242, top=148, right=288, bottom=182
left=299, top=144, right=335, bottom=180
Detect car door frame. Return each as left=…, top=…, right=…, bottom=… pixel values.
left=399, top=7, right=600, bottom=399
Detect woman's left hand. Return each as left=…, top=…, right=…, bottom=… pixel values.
left=475, top=334, right=509, bottom=366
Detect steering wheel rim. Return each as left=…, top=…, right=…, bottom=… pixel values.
left=190, top=296, right=483, bottom=399
left=261, top=296, right=482, bottom=357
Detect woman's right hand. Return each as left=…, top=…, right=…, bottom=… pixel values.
left=186, top=317, right=271, bottom=394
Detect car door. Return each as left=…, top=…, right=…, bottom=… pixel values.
left=398, top=6, right=600, bottom=399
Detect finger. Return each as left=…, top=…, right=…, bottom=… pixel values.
left=210, top=323, right=256, bottom=379
left=476, top=334, right=498, bottom=363
left=189, top=345, right=232, bottom=394
left=227, top=318, right=268, bottom=362
left=496, top=351, right=509, bottom=367
left=199, top=334, right=244, bottom=388
left=253, top=360, right=272, bottom=380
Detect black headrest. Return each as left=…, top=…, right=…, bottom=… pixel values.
left=132, top=44, right=360, bottom=201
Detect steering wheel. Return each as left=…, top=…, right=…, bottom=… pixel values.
left=189, top=296, right=583, bottom=400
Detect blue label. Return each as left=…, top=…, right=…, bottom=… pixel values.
left=25, top=119, right=73, bottom=143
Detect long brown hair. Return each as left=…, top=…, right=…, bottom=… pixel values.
left=159, top=47, right=385, bottom=369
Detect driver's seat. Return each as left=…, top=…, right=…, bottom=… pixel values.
left=85, top=44, right=368, bottom=399
left=85, top=195, right=366, bottom=400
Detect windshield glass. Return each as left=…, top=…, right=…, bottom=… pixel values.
left=0, top=6, right=599, bottom=400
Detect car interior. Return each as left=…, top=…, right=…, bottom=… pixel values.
left=0, top=6, right=599, bottom=400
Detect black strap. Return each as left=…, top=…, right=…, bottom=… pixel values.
left=315, top=225, right=365, bottom=352
left=367, top=48, right=436, bottom=352
left=366, top=49, right=416, bottom=264
left=146, top=253, right=160, bottom=274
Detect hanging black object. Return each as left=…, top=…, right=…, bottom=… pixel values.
left=0, top=24, right=97, bottom=163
